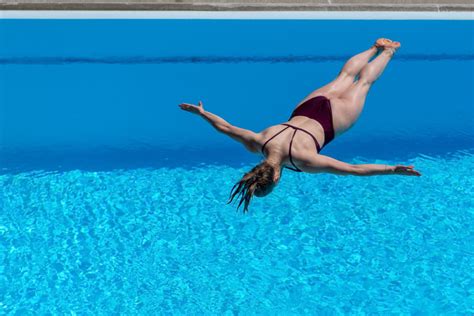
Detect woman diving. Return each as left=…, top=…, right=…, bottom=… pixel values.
left=179, top=38, right=421, bottom=212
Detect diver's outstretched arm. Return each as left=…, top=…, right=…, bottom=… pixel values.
left=179, top=101, right=260, bottom=153
left=300, top=154, right=421, bottom=176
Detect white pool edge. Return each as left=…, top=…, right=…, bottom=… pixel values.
left=0, top=10, right=473, bottom=20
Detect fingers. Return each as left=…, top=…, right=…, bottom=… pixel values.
left=407, top=166, right=421, bottom=176
left=179, top=103, right=195, bottom=109
left=178, top=101, right=203, bottom=109
left=406, top=165, right=421, bottom=176
left=395, top=164, right=421, bottom=176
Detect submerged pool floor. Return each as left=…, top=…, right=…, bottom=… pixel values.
left=1, top=151, right=473, bottom=314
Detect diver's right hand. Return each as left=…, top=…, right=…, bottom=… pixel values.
left=179, top=101, right=204, bottom=115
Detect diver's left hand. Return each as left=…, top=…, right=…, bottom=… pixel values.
left=179, top=101, right=204, bottom=115
left=393, top=165, right=421, bottom=176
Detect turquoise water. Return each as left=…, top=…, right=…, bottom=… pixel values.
left=2, top=153, right=473, bottom=314
left=1, top=19, right=474, bottom=314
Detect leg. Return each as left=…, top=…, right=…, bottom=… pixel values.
left=294, top=45, right=378, bottom=109
left=335, top=45, right=380, bottom=88
left=332, top=47, right=397, bottom=133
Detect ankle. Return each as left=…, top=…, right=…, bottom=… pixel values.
left=383, top=48, right=396, bottom=56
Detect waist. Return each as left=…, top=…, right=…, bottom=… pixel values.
left=289, top=96, right=335, bottom=147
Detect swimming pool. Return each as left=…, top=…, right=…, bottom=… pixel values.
left=1, top=15, right=473, bottom=314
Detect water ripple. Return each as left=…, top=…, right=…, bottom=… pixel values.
left=1, top=153, right=473, bottom=314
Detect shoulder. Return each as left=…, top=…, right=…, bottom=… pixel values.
left=246, top=132, right=264, bottom=153
left=298, top=154, right=326, bottom=173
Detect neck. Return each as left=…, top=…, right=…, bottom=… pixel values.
left=265, top=154, right=282, bottom=183
left=265, top=153, right=283, bottom=169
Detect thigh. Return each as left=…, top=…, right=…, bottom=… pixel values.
left=293, top=73, right=355, bottom=111
left=331, top=81, right=371, bottom=134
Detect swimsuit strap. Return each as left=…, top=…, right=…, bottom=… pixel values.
left=287, top=129, right=303, bottom=172
left=262, top=123, right=320, bottom=173
left=284, top=166, right=302, bottom=172
left=261, top=125, right=290, bottom=154
left=281, top=123, right=321, bottom=152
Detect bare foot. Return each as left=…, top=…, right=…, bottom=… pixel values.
left=375, top=38, right=401, bottom=50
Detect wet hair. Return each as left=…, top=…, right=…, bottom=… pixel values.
left=227, top=161, right=276, bottom=213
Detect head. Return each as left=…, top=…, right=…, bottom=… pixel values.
left=227, top=160, right=280, bottom=213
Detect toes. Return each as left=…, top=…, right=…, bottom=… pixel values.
left=375, top=38, right=400, bottom=49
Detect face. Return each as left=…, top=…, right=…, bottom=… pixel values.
left=252, top=163, right=281, bottom=197
left=256, top=169, right=280, bottom=197
left=272, top=167, right=281, bottom=184
left=255, top=182, right=276, bottom=197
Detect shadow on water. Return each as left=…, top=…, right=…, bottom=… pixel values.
left=1, top=137, right=472, bottom=175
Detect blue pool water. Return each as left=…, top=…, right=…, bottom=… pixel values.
left=1, top=19, right=474, bottom=314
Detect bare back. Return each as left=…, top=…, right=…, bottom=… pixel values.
left=258, top=115, right=327, bottom=169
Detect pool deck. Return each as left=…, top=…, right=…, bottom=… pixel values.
left=0, top=0, right=473, bottom=11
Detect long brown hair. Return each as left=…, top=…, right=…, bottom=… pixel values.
left=228, top=161, right=276, bottom=213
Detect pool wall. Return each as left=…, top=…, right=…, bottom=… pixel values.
left=0, top=19, right=473, bottom=171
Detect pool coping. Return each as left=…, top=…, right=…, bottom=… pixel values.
left=0, top=2, right=473, bottom=12
left=1, top=10, right=474, bottom=19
